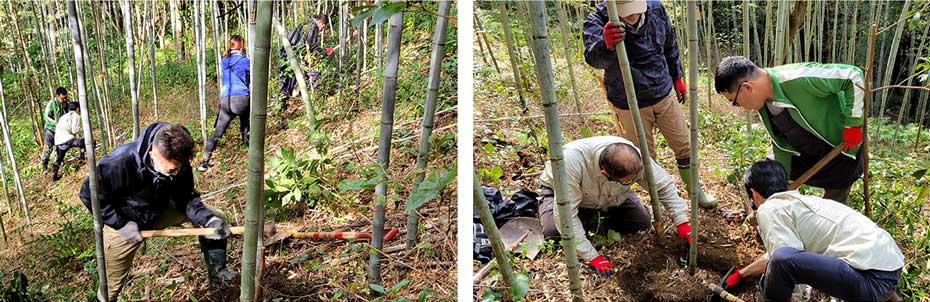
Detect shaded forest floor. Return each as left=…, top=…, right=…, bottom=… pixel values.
left=472, top=47, right=930, bottom=301
left=0, top=12, right=459, bottom=301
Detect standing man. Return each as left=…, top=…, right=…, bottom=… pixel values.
left=583, top=0, right=716, bottom=208
left=277, top=14, right=334, bottom=114
left=538, top=136, right=693, bottom=278
left=714, top=56, right=865, bottom=204
left=50, top=102, right=85, bottom=181
left=80, top=122, right=235, bottom=301
left=42, top=87, right=69, bottom=172
left=721, top=160, right=902, bottom=301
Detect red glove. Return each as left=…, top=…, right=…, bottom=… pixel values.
left=325, top=48, right=334, bottom=55
left=674, top=78, right=687, bottom=103
left=723, top=269, right=742, bottom=289
left=588, top=255, right=614, bottom=277
left=603, top=21, right=625, bottom=51
left=842, top=126, right=862, bottom=150
left=676, top=222, right=691, bottom=245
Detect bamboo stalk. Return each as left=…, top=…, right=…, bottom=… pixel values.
left=94, top=4, right=115, bottom=148
left=557, top=1, right=583, bottom=115
left=498, top=1, right=528, bottom=112
left=605, top=0, right=665, bottom=240
left=148, top=0, right=160, bottom=121
left=877, top=0, right=912, bottom=138
left=67, top=1, right=108, bottom=299
left=367, top=2, right=403, bottom=289
left=272, top=17, right=316, bottom=129
left=406, top=0, right=451, bottom=250
left=7, top=1, right=43, bottom=146
left=120, top=0, right=141, bottom=140
left=687, top=0, right=700, bottom=274
left=472, top=174, right=518, bottom=297
left=863, top=24, right=877, bottom=218
left=473, top=11, right=502, bottom=75
left=0, top=76, right=29, bottom=224
left=239, top=1, right=271, bottom=301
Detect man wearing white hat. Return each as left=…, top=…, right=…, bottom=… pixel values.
left=583, top=0, right=717, bottom=209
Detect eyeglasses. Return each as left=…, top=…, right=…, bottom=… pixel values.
left=607, top=173, right=637, bottom=186
left=730, top=81, right=748, bottom=106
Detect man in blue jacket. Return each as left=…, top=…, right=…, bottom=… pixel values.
left=80, top=123, right=235, bottom=300
left=583, top=0, right=716, bottom=208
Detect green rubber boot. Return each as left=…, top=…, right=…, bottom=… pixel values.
left=679, top=167, right=717, bottom=209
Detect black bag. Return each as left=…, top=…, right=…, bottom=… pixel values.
left=472, top=186, right=539, bottom=262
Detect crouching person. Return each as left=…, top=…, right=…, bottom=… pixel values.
left=79, top=122, right=236, bottom=301
left=538, top=136, right=692, bottom=278
left=722, top=160, right=903, bottom=301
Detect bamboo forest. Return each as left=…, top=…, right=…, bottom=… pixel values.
left=474, top=0, right=930, bottom=301
left=0, top=0, right=457, bottom=301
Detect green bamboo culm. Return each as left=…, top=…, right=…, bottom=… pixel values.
left=556, top=1, right=583, bottom=115
left=604, top=0, right=664, bottom=239
left=773, top=0, right=788, bottom=65
left=742, top=0, right=752, bottom=132
left=239, top=1, right=272, bottom=301
left=686, top=0, right=700, bottom=273
left=0, top=69, right=30, bottom=225
left=472, top=174, right=518, bottom=296
left=368, top=2, right=404, bottom=290
left=119, top=0, right=140, bottom=139
left=272, top=16, right=316, bottom=129
left=406, top=0, right=452, bottom=250
left=194, top=0, right=208, bottom=144
left=67, top=0, right=108, bottom=300
left=498, top=1, right=528, bottom=112
left=526, top=1, right=584, bottom=300
left=877, top=0, right=912, bottom=139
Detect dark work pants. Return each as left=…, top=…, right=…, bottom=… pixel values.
left=762, top=247, right=901, bottom=302
left=53, top=138, right=85, bottom=167
left=538, top=186, right=652, bottom=240
left=41, top=128, right=55, bottom=164
left=204, top=95, right=250, bottom=161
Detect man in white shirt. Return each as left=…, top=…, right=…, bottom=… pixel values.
left=538, top=136, right=692, bottom=278
left=721, top=160, right=903, bottom=301
left=51, top=102, right=85, bottom=181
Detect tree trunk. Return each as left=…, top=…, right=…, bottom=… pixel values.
left=0, top=72, right=29, bottom=225
left=239, top=1, right=270, bottom=301
left=527, top=2, right=583, bottom=300
left=406, top=0, right=451, bottom=250
left=473, top=11, right=502, bottom=75
left=121, top=0, right=141, bottom=139
left=7, top=1, right=43, bottom=146
left=146, top=0, right=159, bottom=121
left=67, top=1, right=108, bottom=299
left=272, top=17, right=316, bottom=129
left=94, top=4, right=115, bottom=148
left=877, top=0, right=912, bottom=137
left=557, top=2, right=583, bottom=115
left=498, top=2, right=527, bottom=111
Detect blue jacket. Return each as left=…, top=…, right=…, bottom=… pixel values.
left=221, top=51, right=250, bottom=97
left=583, top=0, right=683, bottom=110
left=79, top=122, right=216, bottom=230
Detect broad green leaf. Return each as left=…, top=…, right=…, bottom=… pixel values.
left=369, top=283, right=387, bottom=294
left=389, top=279, right=411, bottom=293
left=371, top=2, right=406, bottom=25
left=508, top=273, right=531, bottom=301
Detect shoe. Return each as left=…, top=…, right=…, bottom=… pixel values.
left=50, top=165, right=61, bottom=181
left=197, top=160, right=211, bottom=172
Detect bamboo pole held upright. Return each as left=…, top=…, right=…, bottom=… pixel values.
left=604, top=0, right=664, bottom=239
left=240, top=1, right=271, bottom=301
left=863, top=24, right=877, bottom=218
left=406, top=0, right=451, bottom=250
left=67, top=1, right=108, bottom=300
left=272, top=17, right=316, bottom=129
left=686, top=0, right=700, bottom=273
left=527, top=2, right=584, bottom=300
left=368, top=2, right=404, bottom=289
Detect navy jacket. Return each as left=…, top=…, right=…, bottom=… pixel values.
left=277, top=20, right=324, bottom=75
left=80, top=122, right=215, bottom=230
left=583, top=0, right=683, bottom=110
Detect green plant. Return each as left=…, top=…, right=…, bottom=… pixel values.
left=264, top=147, right=341, bottom=209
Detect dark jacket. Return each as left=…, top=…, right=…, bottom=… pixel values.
left=80, top=122, right=215, bottom=230
left=278, top=20, right=323, bottom=71
left=583, top=0, right=683, bottom=110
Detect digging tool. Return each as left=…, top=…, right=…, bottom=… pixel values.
left=709, top=267, right=738, bottom=302
left=705, top=282, right=746, bottom=302
left=499, top=217, right=544, bottom=260
left=788, top=144, right=845, bottom=190
left=140, top=225, right=400, bottom=245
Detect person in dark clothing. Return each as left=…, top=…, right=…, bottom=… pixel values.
left=80, top=123, right=235, bottom=300
left=198, top=35, right=251, bottom=172
left=277, top=15, right=333, bottom=113
left=42, top=87, right=69, bottom=171
left=583, top=0, right=716, bottom=208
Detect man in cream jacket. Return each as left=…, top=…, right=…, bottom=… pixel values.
left=721, top=160, right=903, bottom=301
left=538, top=136, right=692, bottom=277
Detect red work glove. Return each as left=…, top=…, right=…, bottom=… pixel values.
left=325, top=48, right=334, bottom=55
left=842, top=126, right=862, bottom=150
left=588, top=255, right=614, bottom=277
left=676, top=222, right=692, bottom=245
left=674, top=78, right=687, bottom=103
left=603, top=21, right=625, bottom=51
left=723, top=269, right=742, bottom=289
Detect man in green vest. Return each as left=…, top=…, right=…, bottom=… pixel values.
left=42, top=87, right=69, bottom=172
left=714, top=56, right=865, bottom=204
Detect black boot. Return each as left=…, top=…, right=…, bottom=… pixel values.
left=241, top=131, right=249, bottom=148
left=42, top=158, right=49, bottom=172
left=50, top=164, right=61, bottom=181
left=198, top=237, right=237, bottom=286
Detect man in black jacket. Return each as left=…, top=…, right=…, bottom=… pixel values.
left=80, top=123, right=235, bottom=300
left=583, top=0, right=716, bottom=208
left=278, top=15, right=334, bottom=113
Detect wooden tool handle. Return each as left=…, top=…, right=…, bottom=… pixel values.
left=706, top=283, right=746, bottom=302
left=788, top=144, right=845, bottom=190
left=141, top=226, right=246, bottom=238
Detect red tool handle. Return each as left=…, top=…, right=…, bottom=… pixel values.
left=290, top=228, right=399, bottom=241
